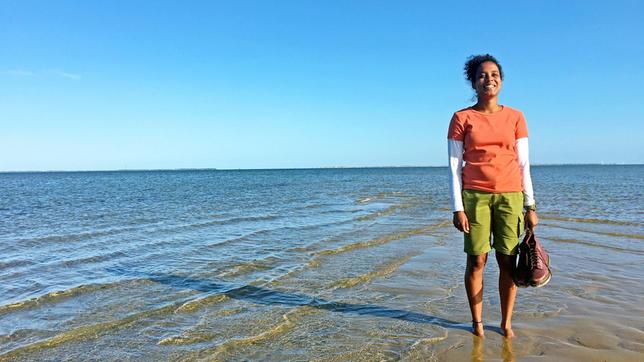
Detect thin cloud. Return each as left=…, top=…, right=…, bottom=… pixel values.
left=53, top=70, right=82, bottom=80
left=3, top=69, right=82, bottom=80
left=4, top=69, right=36, bottom=77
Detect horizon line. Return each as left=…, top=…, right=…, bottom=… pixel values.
left=1, top=163, right=642, bottom=174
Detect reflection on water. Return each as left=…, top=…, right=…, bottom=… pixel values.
left=469, top=334, right=514, bottom=362
left=502, top=337, right=515, bottom=362
left=471, top=336, right=484, bottom=362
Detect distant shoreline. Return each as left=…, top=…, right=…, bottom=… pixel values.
left=1, top=164, right=642, bottom=174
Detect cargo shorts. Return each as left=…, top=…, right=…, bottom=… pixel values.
left=462, top=189, right=524, bottom=256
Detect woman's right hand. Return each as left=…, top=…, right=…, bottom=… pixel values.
left=453, top=211, right=470, bottom=233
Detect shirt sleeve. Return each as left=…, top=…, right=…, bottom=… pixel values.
left=447, top=113, right=465, bottom=141
left=516, top=137, right=535, bottom=206
left=515, top=112, right=529, bottom=139
left=448, top=139, right=464, bottom=212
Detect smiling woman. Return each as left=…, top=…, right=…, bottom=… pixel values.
left=447, top=54, right=539, bottom=338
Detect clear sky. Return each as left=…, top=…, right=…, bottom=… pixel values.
left=2, top=0, right=643, bottom=171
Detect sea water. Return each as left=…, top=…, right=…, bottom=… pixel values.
left=1, top=166, right=642, bottom=361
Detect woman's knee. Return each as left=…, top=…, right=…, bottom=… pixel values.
left=467, top=254, right=487, bottom=272
left=495, top=252, right=517, bottom=272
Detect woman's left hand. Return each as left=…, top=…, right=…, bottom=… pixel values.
left=525, top=210, right=539, bottom=233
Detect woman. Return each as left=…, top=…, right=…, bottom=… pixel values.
left=447, top=54, right=538, bottom=338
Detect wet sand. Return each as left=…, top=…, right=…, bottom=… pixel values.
left=3, top=218, right=642, bottom=361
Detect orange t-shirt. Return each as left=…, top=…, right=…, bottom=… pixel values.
left=447, top=106, right=528, bottom=193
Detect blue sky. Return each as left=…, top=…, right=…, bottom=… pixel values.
left=1, top=0, right=643, bottom=171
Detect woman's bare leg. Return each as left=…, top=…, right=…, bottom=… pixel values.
left=496, top=251, right=517, bottom=338
left=465, top=253, right=488, bottom=337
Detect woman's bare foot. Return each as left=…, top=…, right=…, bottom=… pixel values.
left=472, top=321, right=485, bottom=338
left=501, top=324, right=515, bottom=338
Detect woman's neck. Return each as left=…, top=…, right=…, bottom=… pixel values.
left=473, top=98, right=502, bottom=114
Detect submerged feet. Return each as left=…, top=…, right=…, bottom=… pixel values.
left=501, top=324, right=515, bottom=338
left=471, top=321, right=515, bottom=338
left=472, top=320, right=485, bottom=338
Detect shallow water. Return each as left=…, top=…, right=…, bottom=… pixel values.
left=1, top=166, right=642, bottom=361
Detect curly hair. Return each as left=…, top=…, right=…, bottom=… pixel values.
left=464, top=54, right=503, bottom=89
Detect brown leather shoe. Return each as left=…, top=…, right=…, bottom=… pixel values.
left=515, top=232, right=552, bottom=288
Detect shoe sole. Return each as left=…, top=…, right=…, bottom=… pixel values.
left=530, top=272, right=552, bottom=288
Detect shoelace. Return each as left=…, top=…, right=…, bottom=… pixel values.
left=528, top=241, right=543, bottom=269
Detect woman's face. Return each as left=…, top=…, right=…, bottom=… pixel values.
left=474, top=61, right=502, bottom=98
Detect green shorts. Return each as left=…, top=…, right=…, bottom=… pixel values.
left=462, top=189, right=524, bottom=256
